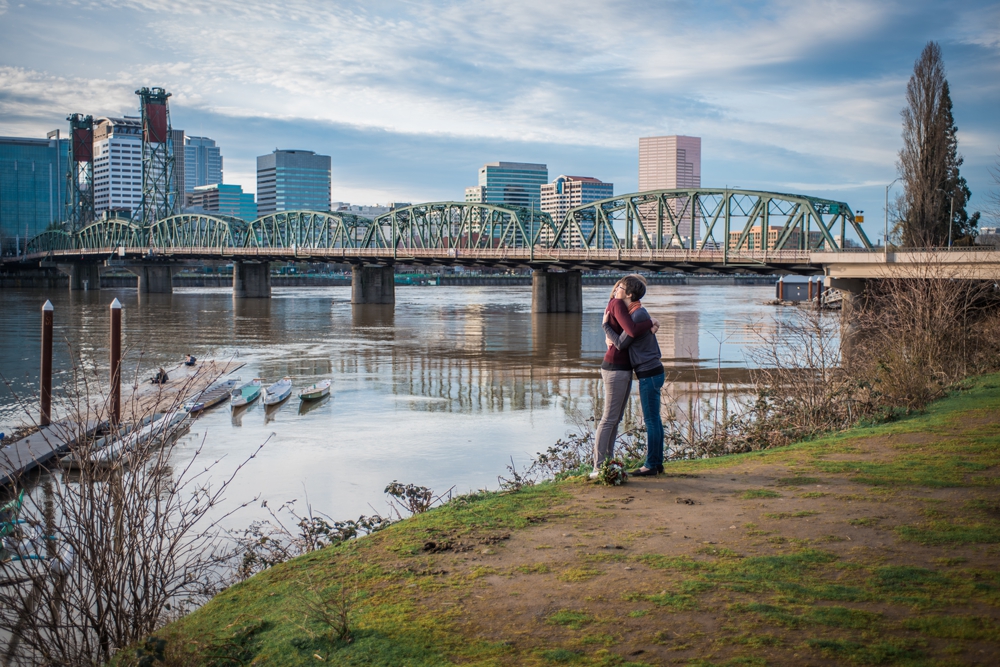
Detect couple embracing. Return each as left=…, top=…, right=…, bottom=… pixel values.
left=590, top=274, right=665, bottom=479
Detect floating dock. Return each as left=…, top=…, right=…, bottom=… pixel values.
left=0, top=358, right=244, bottom=488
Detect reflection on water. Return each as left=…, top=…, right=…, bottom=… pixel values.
left=0, top=284, right=823, bottom=523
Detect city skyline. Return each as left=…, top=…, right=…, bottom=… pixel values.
left=1, top=1, right=998, bottom=241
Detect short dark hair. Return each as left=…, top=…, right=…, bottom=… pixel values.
left=620, top=275, right=646, bottom=301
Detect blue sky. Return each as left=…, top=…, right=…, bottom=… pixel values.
left=1, top=0, right=998, bottom=239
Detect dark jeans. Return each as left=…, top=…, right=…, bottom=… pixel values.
left=638, top=372, right=665, bottom=469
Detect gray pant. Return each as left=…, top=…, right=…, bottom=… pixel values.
left=593, top=369, right=632, bottom=468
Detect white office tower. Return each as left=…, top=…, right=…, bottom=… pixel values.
left=92, top=117, right=143, bottom=217
left=638, top=135, right=701, bottom=245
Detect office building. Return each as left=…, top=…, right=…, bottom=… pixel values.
left=256, top=149, right=331, bottom=215
left=727, top=226, right=825, bottom=251
left=0, top=134, right=71, bottom=255
left=464, top=186, right=485, bottom=203
left=184, top=136, right=223, bottom=193
left=638, top=135, right=701, bottom=243
left=540, top=175, right=613, bottom=223
left=468, top=161, right=547, bottom=209
left=332, top=202, right=411, bottom=218
left=188, top=183, right=256, bottom=220
left=92, top=117, right=144, bottom=218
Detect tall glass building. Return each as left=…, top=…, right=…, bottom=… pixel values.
left=184, top=136, right=223, bottom=193
left=0, top=135, right=71, bottom=255
left=473, top=161, right=548, bottom=209
left=256, top=149, right=331, bottom=215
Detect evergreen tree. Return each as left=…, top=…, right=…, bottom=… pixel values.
left=896, top=42, right=979, bottom=247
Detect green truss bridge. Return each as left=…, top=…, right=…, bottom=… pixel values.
left=4, top=188, right=905, bottom=310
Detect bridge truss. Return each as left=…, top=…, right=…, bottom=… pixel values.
left=555, top=189, right=872, bottom=252
left=15, top=189, right=872, bottom=269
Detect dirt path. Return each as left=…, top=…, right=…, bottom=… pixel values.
left=408, top=398, right=1000, bottom=664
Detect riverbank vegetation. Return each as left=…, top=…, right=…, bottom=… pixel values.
left=123, top=373, right=1000, bottom=665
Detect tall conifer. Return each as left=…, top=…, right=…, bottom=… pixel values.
left=897, top=42, right=978, bottom=246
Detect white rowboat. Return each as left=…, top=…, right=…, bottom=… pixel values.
left=298, top=379, right=331, bottom=401
left=263, top=377, right=293, bottom=406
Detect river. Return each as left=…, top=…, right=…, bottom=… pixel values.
left=0, top=283, right=794, bottom=525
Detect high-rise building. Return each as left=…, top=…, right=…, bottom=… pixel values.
left=184, top=136, right=223, bottom=193
left=188, top=183, right=256, bottom=220
left=468, top=161, right=547, bottom=209
left=256, top=149, right=331, bottom=216
left=540, top=175, right=614, bottom=224
left=171, top=130, right=186, bottom=201
left=0, top=134, right=71, bottom=255
left=638, top=135, right=701, bottom=243
left=93, top=117, right=144, bottom=218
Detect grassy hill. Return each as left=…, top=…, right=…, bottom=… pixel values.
left=147, top=374, right=1000, bottom=666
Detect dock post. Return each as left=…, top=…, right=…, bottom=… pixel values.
left=110, top=298, right=122, bottom=425
left=40, top=300, right=53, bottom=426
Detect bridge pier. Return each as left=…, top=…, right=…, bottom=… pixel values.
left=351, top=264, right=395, bottom=305
left=828, top=277, right=867, bottom=366
left=58, top=263, right=102, bottom=291
left=532, top=270, right=582, bottom=313
left=233, top=261, right=271, bottom=298
left=128, top=264, right=175, bottom=294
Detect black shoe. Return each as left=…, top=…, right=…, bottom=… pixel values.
left=629, top=467, right=658, bottom=477
left=656, top=464, right=664, bottom=473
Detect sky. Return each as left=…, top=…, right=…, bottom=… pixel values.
left=1, top=0, right=998, bottom=240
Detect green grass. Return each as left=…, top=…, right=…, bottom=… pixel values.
left=547, top=610, right=593, bottom=630
left=738, top=489, right=781, bottom=499
left=154, top=483, right=568, bottom=666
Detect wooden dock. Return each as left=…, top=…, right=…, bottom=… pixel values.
left=0, top=358, right=245, bottom=488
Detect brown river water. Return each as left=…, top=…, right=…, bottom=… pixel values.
left=0, top=284, right=801, bottom=526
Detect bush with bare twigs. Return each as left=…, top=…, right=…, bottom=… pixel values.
left=0, top=359, right=262, bottom=667
left=848, top=276, right=1000, bottom=409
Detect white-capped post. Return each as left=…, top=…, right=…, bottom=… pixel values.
left=110, top=298, right=122, bottom=425
left=40, top=300, right=54, bottom=426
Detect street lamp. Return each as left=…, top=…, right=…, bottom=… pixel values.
left=936, top=187, right=956, bottom=248
left=885, top=178, right=900, bottom=254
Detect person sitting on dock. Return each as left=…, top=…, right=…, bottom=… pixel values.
left=184, top=355, right=197, bottom=366
left=152, top=368, right=169, bottom=385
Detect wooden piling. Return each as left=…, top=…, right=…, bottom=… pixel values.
left=110, top=298, right=122, bottom=425
left=40, top=300, right=53, bottom=426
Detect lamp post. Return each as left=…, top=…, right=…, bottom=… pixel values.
left=936, top=187, right=956, bottom=248
left=948, top=194, right=955, bottom=248
left=885, top=178, right=900, bottom=254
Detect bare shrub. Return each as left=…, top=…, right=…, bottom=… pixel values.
left=0, top=361, right=261, bottom=667
left=293, top=575, right=355, bottom=645
left=849, top=275, right=1000, bottom=408
left=230, top=499, right=389, bottom=582
left=383, top=481, right=452, bottom=519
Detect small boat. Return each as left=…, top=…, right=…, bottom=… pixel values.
left=263, top=377, right=293, bottom=406
left=184, top=377, right=240, bottom=413
left=298, top=379, right=331, bottom=401
left=60, top=423, right=136, bottom=469
left=231, top=379, right=263, bottom=407
left=67, top=411, right=189, bottom=468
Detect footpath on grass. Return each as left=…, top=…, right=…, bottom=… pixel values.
left=157, top=375, right=1000, bottom=666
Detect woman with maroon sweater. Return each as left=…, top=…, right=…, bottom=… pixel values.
left=590, top=278, right=658, bottom=478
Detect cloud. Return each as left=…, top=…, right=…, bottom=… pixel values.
left=1, top=0, right=998, bottom=216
